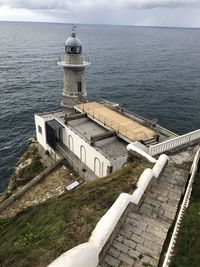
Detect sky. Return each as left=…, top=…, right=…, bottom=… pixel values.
left=0, top=0, right=200, bottom=28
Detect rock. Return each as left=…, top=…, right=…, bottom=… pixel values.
left=15, top=159, right=32, bottom=177
left=28, top=138, right=36, bottom=144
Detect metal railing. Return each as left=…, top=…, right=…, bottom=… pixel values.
left=80, top=105, right=148, bottom=141
left=58, top=55, right=90, bottom=65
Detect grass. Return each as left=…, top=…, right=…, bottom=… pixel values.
left=170, top=169, right=200, bottom=267
left=3, top=145, right=45, bottom=200
left=0, top=159, right=150, bottom=267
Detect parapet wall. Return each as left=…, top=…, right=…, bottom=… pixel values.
left=127, top=129, right=200, bottom=158
left=48, top=153, right=169, bottom=267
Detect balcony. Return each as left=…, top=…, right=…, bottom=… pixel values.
left=58, top=55, right=90, bottom=68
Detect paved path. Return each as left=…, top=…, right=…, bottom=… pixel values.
left=99, top=146, right=199, bottom=267
left=56, top=142, right=98, bottom=181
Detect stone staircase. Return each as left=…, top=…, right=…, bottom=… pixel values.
left=143, top=137, right=158, bottom=147
left=99, top=147, right=197, bottom=267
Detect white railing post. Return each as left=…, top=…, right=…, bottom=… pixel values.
left=149, top=129, right=200, bottom=156
left=162, top=149, right=200, bottom=267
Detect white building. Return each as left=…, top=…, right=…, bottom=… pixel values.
left=35, top=29, right=175, bottom=180
left=35, top=107, right=128, bottom=179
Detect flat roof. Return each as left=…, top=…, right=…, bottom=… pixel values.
left=75, top=102, right=157, bottom=141
left=66, top=117, right=128, bottom=160
left=68, top=117, right=108, bottom=140
left=37, top=111, right=65, bottom=121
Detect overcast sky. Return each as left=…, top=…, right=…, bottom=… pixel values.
left=0, top=0, right=200, bottom=28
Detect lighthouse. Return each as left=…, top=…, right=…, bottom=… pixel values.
left=58, top=27, right=90, bottom=110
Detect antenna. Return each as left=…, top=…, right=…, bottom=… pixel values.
left=71, top=24, right=77, bottom=37
left=72, top=24, right=77, bottom=32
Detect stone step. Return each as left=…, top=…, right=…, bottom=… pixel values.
left=99, top=146, right=197, bottom=267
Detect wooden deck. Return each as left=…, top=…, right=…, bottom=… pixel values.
left=75, top=102, right=156, bottom=142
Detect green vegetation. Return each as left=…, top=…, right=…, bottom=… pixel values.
left=17, top=145, right=45, bottom=180
left=170, top=169, right=200, bottom=267
left=0, top=159, right=150, bottom=267
left=5, top=176, right=18, bottom=198
left=18, top=153, right=44, bottom=180
left=3, top=145, right=45, bottom=200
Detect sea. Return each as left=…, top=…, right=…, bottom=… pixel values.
left=0, top=21, right=200, bottom=193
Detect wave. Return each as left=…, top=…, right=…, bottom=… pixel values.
left=0, top=146, right=11, bottom=151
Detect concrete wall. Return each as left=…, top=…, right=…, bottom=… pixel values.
left=127, top=142, right=156, bottom=163
left=35, top=115, right=48, bottom=150
left=110, top=155, right=127, bottom=172
left=63, top=68, right=86, bottom=97
left=61, top=123, right=111, bottom=177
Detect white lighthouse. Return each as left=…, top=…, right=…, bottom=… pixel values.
left=58, top=27, right=90, bottom=110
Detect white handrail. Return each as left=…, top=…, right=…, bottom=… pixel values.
left=127, top=142, right=156, bottom=163
left=162, top=149, right=200, bottom=267
left=149, top=129, right=200, bottom=156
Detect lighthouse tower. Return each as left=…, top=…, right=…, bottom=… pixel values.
left=58, top=28, right=90, bottom=110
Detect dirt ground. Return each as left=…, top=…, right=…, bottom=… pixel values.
left=0, top=166, right=79, bottom=218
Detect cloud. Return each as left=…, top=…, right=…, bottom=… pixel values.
left=0, top=0, right=200, bottom=11
left=0, top=0, right=200, bottom=27
left=121, top=0, right=200, bottom=9
left=0, top=5, right=54, bottom=21
left=0, top=0, right=72, bottom=10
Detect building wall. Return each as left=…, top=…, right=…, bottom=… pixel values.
left=35, top=114, right=128, bottom=178
left=63, top=68, right=86, bottom=97
left=111, top=155, right=128, bottom=173
left=35, top=115, right=48, bottom=150
left=34, top=115, right=60, bottom=161
left=61, top=124, right=111, bottom=177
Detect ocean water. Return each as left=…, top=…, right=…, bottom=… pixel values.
left=0, top=22, right=200, bottom=192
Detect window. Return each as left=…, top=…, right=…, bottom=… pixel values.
left=76, top=47, right=82, bottom=54
left=38, top=125, right=42, bottom=135
left=65, top=46, right=82, bottom=55
left=65, top=47, right=71, bottom=54
left=77, top=82, right=82, bottom=93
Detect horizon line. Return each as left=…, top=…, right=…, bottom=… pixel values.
left=0, top=20, right=200, bottom=30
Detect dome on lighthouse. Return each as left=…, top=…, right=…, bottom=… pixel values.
left=65, top=29, right=82, bottom=55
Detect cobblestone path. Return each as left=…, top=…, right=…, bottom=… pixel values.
left=99, top=147, right=198, bottom=267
